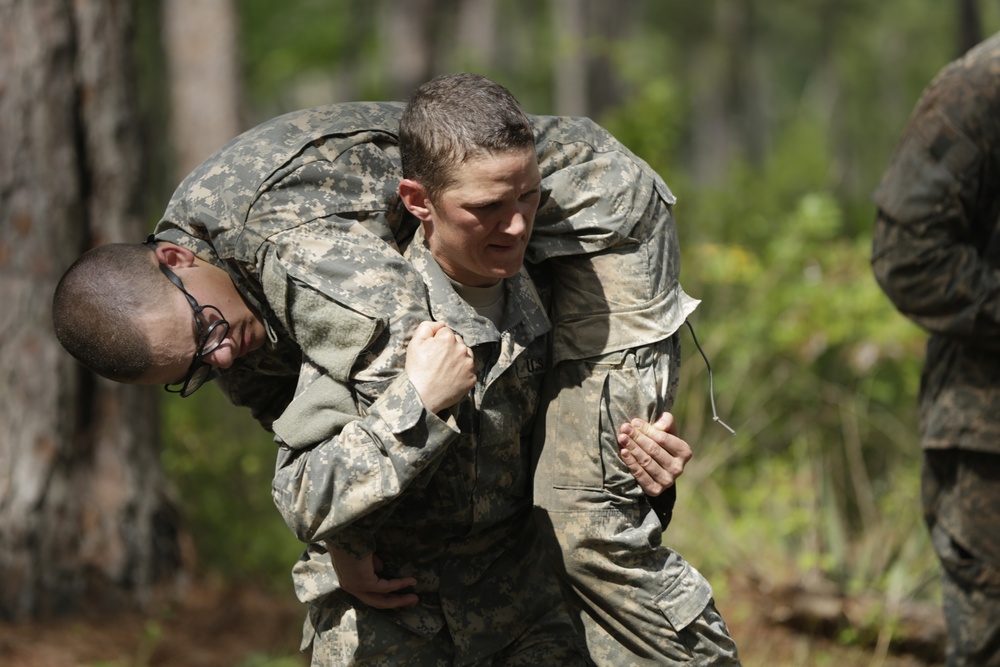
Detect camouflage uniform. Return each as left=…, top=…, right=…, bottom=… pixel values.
left=154, top=103, right=588, bottom=664
left=529, top=117, right=740, bottom=666
left=153, top=102, right=733, bottom=664
left=283, top=228, right=587, bottom=665
left=872, top=32, right=1000, bottom=667
left=154, top=103, right=420, bottom=433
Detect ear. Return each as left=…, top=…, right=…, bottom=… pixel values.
left=153, top=243, right=198, bottom=269
left=398, top=179, right=434, bottom=224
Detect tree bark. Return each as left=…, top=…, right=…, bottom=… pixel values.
left=585, top=0, right=635, bottom=119
left=383, top=0, right=439, bottom=100
left=551, top=0, right=635, bottom=119
left=689, top=1, right=739, bottom=184
left=0, top=0, right=181, bottom=620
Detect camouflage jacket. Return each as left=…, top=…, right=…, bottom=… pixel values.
left=155, top=102, right=696, bottom=427
left=151, top=103, right=695, bottom=656
left=872, top=32, right=1000, bottom=454
left=155, top=103, right=416, bottom=429
left=285, top=228, right=553, bottom=663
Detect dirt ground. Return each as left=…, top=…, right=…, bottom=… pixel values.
left=0, top=574, right=945, bottom=667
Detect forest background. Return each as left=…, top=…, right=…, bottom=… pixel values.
left=3, top=0, right=999, bottom=666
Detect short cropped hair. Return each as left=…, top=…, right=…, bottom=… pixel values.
left=52, top=243, right=169, bottom=382
left=400, top=73, right=535, bottom=203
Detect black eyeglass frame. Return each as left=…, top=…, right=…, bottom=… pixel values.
left=145, top=238, right=230, bottom=397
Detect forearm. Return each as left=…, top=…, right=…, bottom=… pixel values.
left=872, top=211, right=1000, bottom=347
left=272, top=373, right=459, bottom=545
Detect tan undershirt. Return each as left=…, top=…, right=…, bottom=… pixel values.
left=450, top=279, right=506, bottom=328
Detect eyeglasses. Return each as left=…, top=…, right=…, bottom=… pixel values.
left=145, top=240, right=230, bottom=397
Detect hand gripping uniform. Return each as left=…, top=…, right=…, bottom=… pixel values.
left=872, top=32, right=1000, bottom=667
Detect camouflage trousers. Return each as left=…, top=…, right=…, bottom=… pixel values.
left=922, top=449, right=1000, bottom=667
left=533, top=336, right=741, bottom=666
left=306, top=592, right=588, bottom=666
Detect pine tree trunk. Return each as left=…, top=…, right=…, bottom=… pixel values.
left=163, top=0, right=243, bottom=180
left=0, top=0, right=182, bottom=620
left=384, top=0, right=438, bottom=99
left=957, top=0, right=982, bottom=55
left=552, top=0, right=589, bottom=116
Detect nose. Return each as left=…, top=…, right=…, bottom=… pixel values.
left=203, top=339, right=236, bottom=370
left=500, top=206, right=529, bottom=237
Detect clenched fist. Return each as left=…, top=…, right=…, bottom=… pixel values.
left=405, top=321, right=476, bottom=413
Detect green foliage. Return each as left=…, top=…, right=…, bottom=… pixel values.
left=239, top=0, right=382, bottom=105
left=601, top=74, right=686, bottom=183
left=160, top=386, right=303, bottom=588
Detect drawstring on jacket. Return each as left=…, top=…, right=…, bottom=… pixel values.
left=685, top=320, right=736, bottom=435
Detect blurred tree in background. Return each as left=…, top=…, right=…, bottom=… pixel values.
left=0, top=0, right=182, bottom=620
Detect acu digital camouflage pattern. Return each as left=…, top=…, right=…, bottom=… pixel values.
left=306, top=595, right=586, bottom=666
left=154, top=102, right=421, bottom=429
left=529, top=114, right=700, bottom=363
left=532, top=198, right=738, bottom=666
left=155, top=104, right=699, bottom=419
left=286, top=229, right=587, bottom=665
left=922, top=449, right=1000, bottom=667
left=872, top=32, right=1000, bottom=667
left=151, top=100, right=704, bottom=664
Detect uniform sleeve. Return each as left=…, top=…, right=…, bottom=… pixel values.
left=871, top=104, right=1000, bottom=348
left=262, top=242, right=458, bottom=554
left=271, top=370, right=459, bottom=554
left=214, top=366, right=299, bottom=432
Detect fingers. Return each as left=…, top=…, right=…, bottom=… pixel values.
left=349, top=573, right=419, bottom=609
left=622, top=415, right=691, bottom=463
left=619, top=446, right=662, bottom=496
left=357, top=594, right=420, bottom=609
left=331, top=549, right=420, bottom=610
left=348, top=574, right=418, bottom=595
left=412, top=320, right=446, bottom=341
left=411, top=321, right=469, bottom=354
left=617, top=415, right=692, bottom=496
left=653, top=411, right=676, bottom=434
left=405, top=323, right=476, bottom=412
left=358, top=593, right=420, bottom=609
left=438, top=329, right=471, bottom=360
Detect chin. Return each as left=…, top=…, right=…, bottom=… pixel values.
left=493, top=267, right=520, bottom=280
left=495, top=258, right=525, bottom=279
